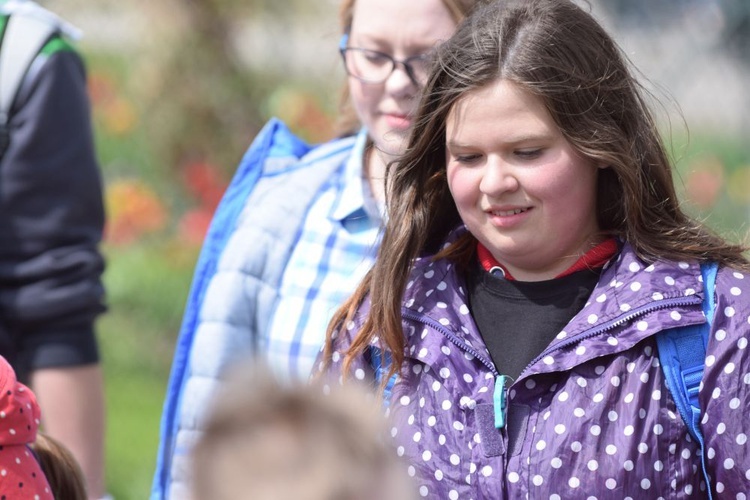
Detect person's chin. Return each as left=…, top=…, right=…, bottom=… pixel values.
left=378, top=137, right=410, bottom=159
left=373, top=128, right=409, bottom=155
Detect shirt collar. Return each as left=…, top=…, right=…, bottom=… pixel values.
left=331, top=128, right=384, bottom=224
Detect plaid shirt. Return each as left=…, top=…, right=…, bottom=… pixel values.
left=264, top=130, right=381, bottom=380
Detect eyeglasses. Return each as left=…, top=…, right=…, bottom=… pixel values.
left=339, top=34, right=432, bottom=87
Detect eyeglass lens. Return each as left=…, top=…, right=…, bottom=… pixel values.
left=343, top=48, right=429, bottom=85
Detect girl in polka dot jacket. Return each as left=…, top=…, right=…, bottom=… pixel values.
left=317, top=0, right=750, bottom=498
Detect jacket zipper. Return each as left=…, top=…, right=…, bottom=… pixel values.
left=518, top=294, right=704, bottom=378
left=403, top=294, right=704, bottom=429
left=401, top=308, right=510, bottom=427
left=402, top=308, right=500, bottom=376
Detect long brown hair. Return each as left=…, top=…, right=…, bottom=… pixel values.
left=334, top=0, right=483, bottom=137
left=324, top=0, right=749, bottom=382
left=31, top=433, right=87, bottom=500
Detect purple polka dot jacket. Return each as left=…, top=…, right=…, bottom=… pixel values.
left=319, top=241, right=750, bottom=499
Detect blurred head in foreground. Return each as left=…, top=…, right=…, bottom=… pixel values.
left=191, top=363, right=416, bottom=500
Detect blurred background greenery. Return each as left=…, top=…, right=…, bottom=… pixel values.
left=52, top=0, right=342, bottom=497
left=43, top=0, right=750, bottom=497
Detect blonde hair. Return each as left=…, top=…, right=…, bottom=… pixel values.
left=31, top=433, right=87, bottom=500
left=191, top=362, right=415, bottom=500
left=334, top=0, right=483, bottom=137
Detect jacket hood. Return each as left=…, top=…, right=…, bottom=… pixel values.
left=0, top=356, right=41, bottom=446
left=0, top=355, right=53, bottom=498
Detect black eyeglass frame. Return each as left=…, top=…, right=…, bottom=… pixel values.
left=338, top=34, right=430, bottom=87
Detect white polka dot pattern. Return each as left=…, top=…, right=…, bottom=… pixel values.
left=316, top=241, right=750, bottom=497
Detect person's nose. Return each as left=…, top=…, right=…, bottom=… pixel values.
left=384, top=62, right=417, bottom=97
left=480, top=157, right=519, bottom=195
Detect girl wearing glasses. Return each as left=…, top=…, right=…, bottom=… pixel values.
left=319, top=0, right=750, bottom=497
left=152, top=0, right=479, bottom=497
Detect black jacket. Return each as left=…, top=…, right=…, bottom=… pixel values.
left=0, top=48, right=106, bottom=373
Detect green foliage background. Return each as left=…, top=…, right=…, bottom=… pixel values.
left=55, top=0, right=343, bottom=497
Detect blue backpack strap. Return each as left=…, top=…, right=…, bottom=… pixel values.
left=656, top=261, right=718, bottom=499
left=368, top=346, right=397, bottom=407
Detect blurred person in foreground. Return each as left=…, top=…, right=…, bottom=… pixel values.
left=0, top=1, right=108, bottom=498
left=152, top=0, right=482, bottom=497
left=191, top=362, right=416, bottom=500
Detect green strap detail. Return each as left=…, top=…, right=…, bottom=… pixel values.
left=0, top=13, right=76, bottom=57
left=40, top=35, right=74, bottom=56
left=0, top=15, right=8, bottom=40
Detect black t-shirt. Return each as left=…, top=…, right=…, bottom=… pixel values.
left=465, top=259, right=601, bottom=380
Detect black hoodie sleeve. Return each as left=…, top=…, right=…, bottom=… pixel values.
left=0, top=48, right=106, bottom=375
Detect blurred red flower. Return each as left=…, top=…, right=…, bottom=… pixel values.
left=105, top=179, right=168, bottom=245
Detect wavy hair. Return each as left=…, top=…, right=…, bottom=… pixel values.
left=324, top=0, right=749, bottom=382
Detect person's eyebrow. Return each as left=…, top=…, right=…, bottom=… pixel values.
left=446, top=133, right=555, bottom=149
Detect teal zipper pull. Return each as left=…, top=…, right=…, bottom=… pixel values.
left=493, top=375, right=510, bottom=429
